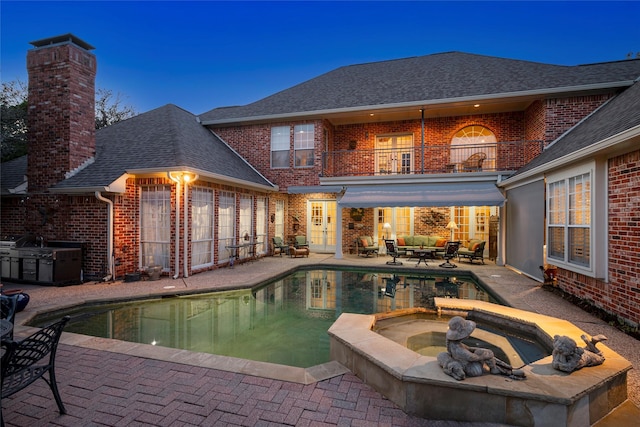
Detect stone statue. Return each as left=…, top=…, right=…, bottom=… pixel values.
left=551, top=334, right=607, bottom=373
left=437, top=316, right=525, bottom=381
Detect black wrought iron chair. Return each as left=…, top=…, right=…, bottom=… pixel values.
left=1, top=316, right=70, bottom=426
left=439, top=241, right=460, bottom=268
left=385, top=239, right=403, bottom=265
left=0, top=295, right=18, bottom=340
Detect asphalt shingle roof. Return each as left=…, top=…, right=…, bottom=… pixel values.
left=52, top=104, right=274, bottom=190
left=0, top=156, right=27, bottom=195
left=510, top=80, right=640, bottom=177
left=199, top=52, right=640, bottom=122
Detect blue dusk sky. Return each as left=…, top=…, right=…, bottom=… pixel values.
left=1, top=1, right=638, bottom=115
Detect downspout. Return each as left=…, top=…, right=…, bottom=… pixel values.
left=421, top=108, right=425, bottom=173
left=94, top=191, right=114, bottom=281
left=168, top=173, right=181, bottom=279
left=184, top=179, right=188, bottom=278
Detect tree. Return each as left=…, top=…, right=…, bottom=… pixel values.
left=0, top=80, right=28, bottom=161
left=94, top=88, right=137, bottom=129
left=1, top=79, right=137, bottom=162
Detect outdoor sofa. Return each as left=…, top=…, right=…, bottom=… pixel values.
left=395, top=235, right=448, bottom=257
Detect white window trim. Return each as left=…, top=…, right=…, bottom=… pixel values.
left=271, top=126, right=290, bottom=169
left=294, top=124, right=315, bottom=168
left=546, top=161, right=606, bottom=279
left=191, top=187, right=214, bottom=270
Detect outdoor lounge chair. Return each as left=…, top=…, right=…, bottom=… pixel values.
left=272, top=236, right=288, bottom=256
left=385, top=239, right=403, bottom=265
left=294, top=235, right=309, bottom=249
left=439, top=241, right=460, bottom=268
left=462, top=152, right=487, bottom=172
left=1, top=316, right=70, bottom=427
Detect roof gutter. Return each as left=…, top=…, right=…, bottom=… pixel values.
left=200, top=81, right=636, bottom=126
left=48, top=168, right=277, bottom=194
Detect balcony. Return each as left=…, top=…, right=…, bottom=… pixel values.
left=320, top=140, right=543, bottom=178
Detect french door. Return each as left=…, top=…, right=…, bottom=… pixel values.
left=307, top=200, right=336, bottom=253
left=375, top=135, right=413, bottom=175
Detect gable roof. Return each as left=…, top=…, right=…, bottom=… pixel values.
left=50, top=104, right=275, bottom=192
left=199, top=52, right=640, bottom=124
left=504, top=80, right=640, bottom=182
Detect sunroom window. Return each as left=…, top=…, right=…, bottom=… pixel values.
left=191, top=187, right=214, bottom=268
left=140, top=186, right=171, bottom=269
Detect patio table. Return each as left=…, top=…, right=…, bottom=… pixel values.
left=412, top=249, right=435, bottom=267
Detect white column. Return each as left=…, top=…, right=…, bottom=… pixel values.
left=334, top=203, right=343, bottom=259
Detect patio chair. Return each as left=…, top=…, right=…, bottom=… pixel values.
left=1, top=316, right=70, bottom=426
left=294, top=235, right=309, bottom=249
left=272, top=236, right=288, bottom=256
left=439, top=241, right=460, bottom=268
left=385, top=239, right=403, bottom=265
left=462, top=152, right=487, bottom=172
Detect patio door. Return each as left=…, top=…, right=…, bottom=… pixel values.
left=376, top=135, right=413, bottom=175
left=307, top=200, right=336, bottom=253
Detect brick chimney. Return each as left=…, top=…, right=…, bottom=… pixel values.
left=26, top=34, right=97, bottom=192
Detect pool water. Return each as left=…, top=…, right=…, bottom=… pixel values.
left=31, top=268, right=499, bottom=368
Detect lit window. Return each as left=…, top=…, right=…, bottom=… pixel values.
left=140, top=186, right=171, bottom=269
left=271, top=126, right=289, bottom=168
left=450, top=125, right=496, bottom=171
left=547, top=172, right=591, bottom=268
left=294, top=124, right=314, bottom=167
left=192, top=187, right=214, bottom=268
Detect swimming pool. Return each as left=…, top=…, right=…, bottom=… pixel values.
left=30, top=268, right=501, bottom=368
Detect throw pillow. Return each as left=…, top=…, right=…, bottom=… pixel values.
left=435, top=238, right=447, bottom=247
left=397, top=237, right=405, bottom=246
left=360, top=239, right=369, bottom=247
left=472, top=242, right=481, bottom=251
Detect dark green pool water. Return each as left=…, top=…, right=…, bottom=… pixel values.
left=31, top=268, right=499, bottom=368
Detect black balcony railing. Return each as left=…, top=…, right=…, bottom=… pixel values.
left=320, top=140, right=543, bottom=178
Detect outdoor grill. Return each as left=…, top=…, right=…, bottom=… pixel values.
left=0, top=236, right=82, bottom=286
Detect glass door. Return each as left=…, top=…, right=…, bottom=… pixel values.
left=375, top=135, right=413, bottom=175
left=307, top=200, right=336, bottom=253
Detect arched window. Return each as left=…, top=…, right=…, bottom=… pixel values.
left=450, top=125, right=496, bottom=172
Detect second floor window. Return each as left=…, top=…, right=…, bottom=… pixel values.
left=271, top=126, right=289, bottom=168
left=294, top=124, right=315, bottom=167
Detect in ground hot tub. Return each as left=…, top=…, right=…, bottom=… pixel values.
left=328, top=298, right=632, bottom=427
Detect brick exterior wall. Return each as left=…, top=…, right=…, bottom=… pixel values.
left=554, top=149, right=640, bottom=326
left=214, top=120, right=324, bottom=192
left=543, top=94, right=612, bottom=145
left=26, top=41, right=96, bottom=191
